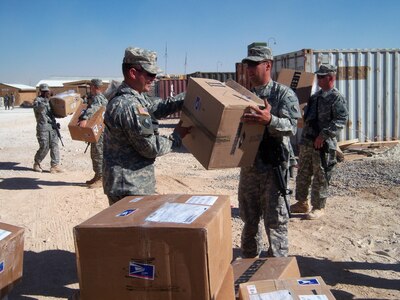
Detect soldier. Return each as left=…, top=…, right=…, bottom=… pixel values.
left=103, top=47, right=190, bottom=206
left=10, top=93, right=15, bottom=109
left=78, top=79, right=108, bottom=188
left=291, top=64, right=348, bottom=220
left=239, top=46, right=301, bottom=257
left=33, top=83, right=64, bottom=173
left=4, top=94, right=10, bottom=110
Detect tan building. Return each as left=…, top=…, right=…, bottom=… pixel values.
left=0, top=83, right=37, bottom=106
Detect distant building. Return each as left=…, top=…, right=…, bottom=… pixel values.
left=0, top=83, right=36, bottom=106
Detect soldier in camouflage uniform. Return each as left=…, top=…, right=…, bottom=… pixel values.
left=103, top=47, right=190, bottom=206
left=33, top=84, right=63, bottom=173
left=291, top=64, right=348, bottom=220
left=239, top=46, right=301, bottom=257
left=78, top=79, right=108, bottom=188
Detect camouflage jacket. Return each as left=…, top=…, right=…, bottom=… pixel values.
left=79, top=93, right=108, bottom=120
left=33, top=96, right=56, bottom=132
left=301, top=87, right=348, bottom=150
left=251, top=80, right=301, bottom=172
left=103, top=81, right=184, bottom=197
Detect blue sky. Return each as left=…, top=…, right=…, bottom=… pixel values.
left=1, top=0, right=399, bottom=86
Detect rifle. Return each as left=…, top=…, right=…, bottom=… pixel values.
left=84, top=142, right=90, bottom=153
left=50, top=116, right=64, bottom=147
left=319, top=143, right=331, bottom=185
left=273, top=165, right=292, bottom=218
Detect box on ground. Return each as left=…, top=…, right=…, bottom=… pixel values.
left=50, top=91, right=82, bottom=118
left=68, top=103, right=105, bottom=143
left=276, top=69, right=315, bottom=105
left=232, top=257, right=301, bottom=299
left=181, top=77, right=265, bottom=170
left=74, top=194, right=233, bottom=300
left=239, top=276, right=336, bottom=300
left=0, top=222, right=24, bottom=298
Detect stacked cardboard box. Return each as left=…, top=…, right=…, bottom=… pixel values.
left=50, top=91, right=82, bottom=118
left=232, top=257, right=301, bottom=299
left=74, top=194, right=234, bottom=300
left=0, top=222, right=24, bottom=298
left=238, top=276, right=336, bottom=300
left=68, top=103, right=105, bottom=143
left=180, top=77, right=265, bottom=170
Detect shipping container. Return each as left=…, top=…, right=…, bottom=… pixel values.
left=237, top=48, right=400, bottom=143
left=187, top=72, right=236, bottom=83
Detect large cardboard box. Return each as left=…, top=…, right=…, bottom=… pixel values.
left=50, top=91, right=82, bottom=117
left=0, top=222, right=24, bottom=298
left=232, top=257, right=301, bottom=299
left=239, top=276, right=336, bottom=300
left=277, top=69, right=315, bottom=105
left=74, top=194, right=233, bottom=300
left=181, top=77, right=265, bottom=170
left=68, top=103, right=105, bottom=143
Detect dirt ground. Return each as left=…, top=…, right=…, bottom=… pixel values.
left=0, top=107, right=399, bottom=300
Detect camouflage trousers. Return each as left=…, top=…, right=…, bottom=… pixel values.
left=90, top=132, right=104, bottom=176
left=238, top=166, right=289, bottom=258
left=295, top=141, right=336, bottom=209
left=34, top=129, right=60, bottom=167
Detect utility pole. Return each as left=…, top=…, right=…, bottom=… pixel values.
left=164, top=42, right=168, bottom=75
left=184, top=52, right=187, bottom=75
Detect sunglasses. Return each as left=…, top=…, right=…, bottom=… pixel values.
left=317, top=75, right=328, bottom=79
left=135, top=67, right=157, bottom=79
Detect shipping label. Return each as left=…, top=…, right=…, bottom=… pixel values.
left=145, top=202, right=209, bottom=224
left=250, top=290, right=293, bottom=300
left=299, top=295, right=329, bottom=300
left=186, top=195, right=218, bottom=206
left=297, top=278, right=320, bottom=285
left=116, top=209, right=137, bottom=217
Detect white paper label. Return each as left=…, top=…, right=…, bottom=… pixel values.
left=186, top=195, right=218, bottom=206
left=129, top=197, right=143, bottom=203
left=247, top=284, right=258, bottom=295
left=250, top=290, right=293, bottom=300
left=145, top=203, right=209, bottom=224
left=299, top=295, right=329, bottom=300
left=0, top=229, right=11, bottom=241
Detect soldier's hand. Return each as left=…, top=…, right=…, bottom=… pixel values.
left=242, top=101, right=272, bottom=125
left=174, top=120, right=192, bottom=139
left=78, top=120, right=88, bottom=127
left=314, top=135, right=325, bottom=149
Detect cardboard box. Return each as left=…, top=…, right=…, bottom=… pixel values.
left=0, top=222, right=24, bottom=298
left=68, top=103, right=105, bottom=143
left=215, top=265, right=235, bottom=300
left=277, top=69, right=315, bottom=105
left=74, top=194, right=233, bottom=300
left=50, top=92, right=82, bottom=117
left=232, top=257, right=301, bottom=299
left=239, top=276, right=336, bottom=300
left=181, top=77, right=265, bottom=169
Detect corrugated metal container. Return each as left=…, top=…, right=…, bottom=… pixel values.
left=238, top=48, right=400, bottom=142
left=187, top=72, right=236, bottom=82
left=156, top=79, right=187, bottom=99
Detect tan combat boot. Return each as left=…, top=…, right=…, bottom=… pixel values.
left=290, top=201, right=311, bottom=213
left=88, top=177, right=102, bottom=189
left=50, top=165, right=64, bottom=174
left=306, top=208, right=325, bottom=220
left=33, top=163, right=42, bottom=173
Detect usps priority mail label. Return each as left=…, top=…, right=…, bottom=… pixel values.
left=0, top=229, right=11, bottom=241
left=145, top=202, right=209, bottom=224
left=129, top=262, right=155, bottom=280
left=0, top=261, right=4, bottom=273
left=116, top=209, right=137, bottom=217
left=297, top=278, right=320, bottom=285
left=186, top=195, right=218, bottom=206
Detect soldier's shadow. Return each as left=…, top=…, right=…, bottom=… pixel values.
left=0, top=177, right=86, bottom=190
left=8, top=250, right=79, bottom=300
left=0, top=161, right=33, bottom=172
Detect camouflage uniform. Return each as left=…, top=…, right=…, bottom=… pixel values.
left=79, top=93, right=108, bottom=177
left=239, top=80, right=300, bottom=257
left=103, top=82, right=184, bottom=205
left=33, top=96, right=60, bottom=167
left=295, top=86, right=348, bottom=209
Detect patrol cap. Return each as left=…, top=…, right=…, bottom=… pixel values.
left=123, top=47, right=162, bottom=75
left=90, top=78, right=103, bottom=87
left=39, top=83, right=50, bottom=92
left=242, top=46, right=273, bottom=63
left=315, top=64, right=337, bottom=75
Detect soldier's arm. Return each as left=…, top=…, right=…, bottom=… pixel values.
left=33, top=98, right=46, bottom=112
left=80, top=95, right=105, bottom=120
left=147, top=92, right=185, bottom=119
left=320, top=95, right=348, bottom=140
